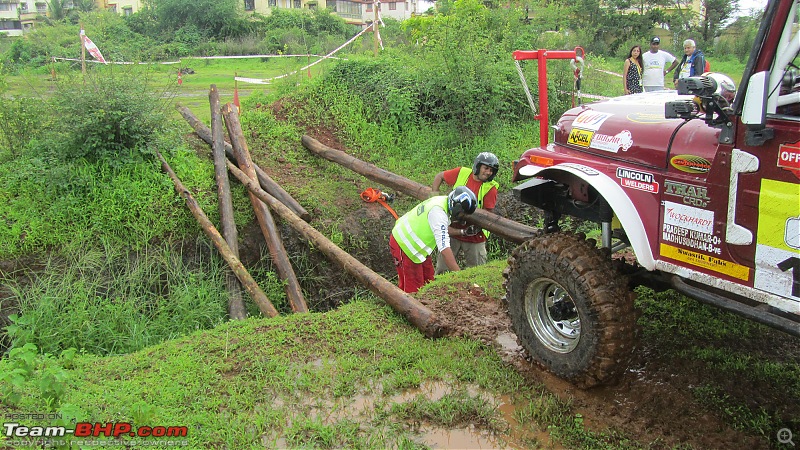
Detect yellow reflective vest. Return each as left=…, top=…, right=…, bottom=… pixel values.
left=454, top=167, right=498, bottom=238
left=391, top=196, right=449, bottom=263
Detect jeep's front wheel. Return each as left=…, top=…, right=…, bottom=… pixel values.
left=504, top=232, right=637, bottom=388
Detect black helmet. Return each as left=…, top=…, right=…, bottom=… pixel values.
left=472, top=152, right=500, bottom=182
left=448, top=186, right=477, bottom=219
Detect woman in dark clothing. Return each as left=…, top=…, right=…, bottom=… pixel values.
left=623, top=45, right=644, bottom=94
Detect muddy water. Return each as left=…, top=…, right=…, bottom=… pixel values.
left=387, top=380, right=557, bottom=449
left=267, top=371, right=556, bottom=449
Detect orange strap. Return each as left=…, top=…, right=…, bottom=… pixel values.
left=360, top=188, right=399, bottom=220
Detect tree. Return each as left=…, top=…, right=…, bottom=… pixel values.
left=45, top=0, right=68, bottom=21
left=136, top=0, right=250, bottom=40
left=699, top=0, right=738, bottom=44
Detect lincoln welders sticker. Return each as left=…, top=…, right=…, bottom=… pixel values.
left=670, top=155, right=711, bottom=173
left=755, top=178, right=800, bottom=300
left=616, top=167, right=659, bottom=193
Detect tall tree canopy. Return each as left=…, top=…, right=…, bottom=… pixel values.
left=132, top=0, right=251, bottom=40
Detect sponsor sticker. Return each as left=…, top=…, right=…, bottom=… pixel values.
left=662, top=223, right=722, bottom=255
left=664, top=180, right=710, bottom=207
left=567, top=128, right=593, bottom=147
left=660, top=243, right=750, bottom=281
left=627, top=112, right=671, bottom=124
left=663, top=200, right=714, bottom=234
left=616, top=167, right=659, bottom=193
left=670, top=154, right=711, bottom=173
left=590, top=130, right=634, bottom=153
left=778, top=141, right=800, bottom=179
left=573, top=111, right=613, bottom=131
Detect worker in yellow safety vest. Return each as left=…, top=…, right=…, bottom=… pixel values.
left=431, top=152, right=500, bottom=274
left=389, top=187, right=478, bottom=293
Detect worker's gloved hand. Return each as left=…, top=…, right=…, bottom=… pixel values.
left=464, top=225, right=481, bottom=236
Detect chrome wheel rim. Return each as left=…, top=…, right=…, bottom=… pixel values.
left=525, top=278, right=581, bottom=353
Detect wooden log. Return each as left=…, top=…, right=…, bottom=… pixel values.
left=226, top=160, right=447, bottom=338
left=156, top=151, right=279, bottom=318
left=210, top=86, right=247, bottom=320
left=300, top=135, right=538, bottom=244
left=175, top=103, right=311, bottom=222
left=223, top=104, right=309, bottom=314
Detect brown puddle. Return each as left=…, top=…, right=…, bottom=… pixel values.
left=263, top=378, right=557, bottom=449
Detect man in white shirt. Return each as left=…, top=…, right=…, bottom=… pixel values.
left=641, top=37, right=676, bottom=92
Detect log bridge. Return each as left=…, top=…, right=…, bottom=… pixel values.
left=170, top=90, right=537, bottom=338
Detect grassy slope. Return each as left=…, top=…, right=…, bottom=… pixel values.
left=0, top=266, right=579, bottom=449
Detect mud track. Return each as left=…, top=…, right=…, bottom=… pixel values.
left=418, top=283, right=794, bottom=449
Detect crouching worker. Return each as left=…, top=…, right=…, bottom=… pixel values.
left=389, top=186, right=478, bottom=293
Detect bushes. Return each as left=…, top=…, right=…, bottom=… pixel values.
left=42, top=69, right=171, bottom=167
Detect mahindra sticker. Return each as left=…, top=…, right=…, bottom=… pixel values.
left=663, top=200, right=714, bottom=234
left=590, top=130, right=633, bottom=153
left=561, top=163, right=599, bottom=176
left=626, top=112, right=671, bottom=124
left=567, top=128, right=593, bottom=147
left=616, top=167, right=659, bottom=193
left=664, top=180, right=710, bottom=207
left=572, top=111, right=613, bottom=131
left=670, top=155, right=711, bottom=173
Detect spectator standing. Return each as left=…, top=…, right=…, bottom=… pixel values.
left=431, top=152, right=500, bottom=274
left=672, top=39, right=706, bottom=85
left=623, top=45, right=644, bottom=95
left=642, top=37, right=676, bottom=92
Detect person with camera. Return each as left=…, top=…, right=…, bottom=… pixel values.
left=431, top=152, right=500, bottom=274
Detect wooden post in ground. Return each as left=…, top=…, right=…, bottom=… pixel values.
left=226, top=160, right=447, bottom=338
left=300, top=135, right=538, bottom=244
left=210, top=86, right=247, bottom=320
left=222, top=104, right=308, bottom=314
left=175, top=104, right=311, bottom=222
left=156, top=151, right=279, bottom=318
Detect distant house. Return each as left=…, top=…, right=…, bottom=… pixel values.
left=0, top=0, right=41, bottom=36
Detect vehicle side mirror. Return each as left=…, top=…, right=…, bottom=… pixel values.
left=742, top=71, right=774, bottom=146
left=742, top=71, right=768, bottom=128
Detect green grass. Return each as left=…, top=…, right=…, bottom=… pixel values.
left=0, top=297, right=647, bottom=449
left=3, top=240, right=230, bottom=356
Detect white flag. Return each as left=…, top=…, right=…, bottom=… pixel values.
left=80, top=29, right=107, bottom=64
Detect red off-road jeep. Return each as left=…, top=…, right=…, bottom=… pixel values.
left=505, top=0, right=800, bottom=387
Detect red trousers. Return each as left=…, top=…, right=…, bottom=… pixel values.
left=389, top=235, right=434, bottom=293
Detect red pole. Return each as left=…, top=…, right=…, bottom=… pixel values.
left=512, top=48, right=579, bottom=148
left=537, top=50, right=549, bottom=148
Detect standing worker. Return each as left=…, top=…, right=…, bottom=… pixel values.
left=389, top=187, right=478, bottom=293
left=642, top=37, right=676, bottom=92
left=431, top=152, right=500, bottom=274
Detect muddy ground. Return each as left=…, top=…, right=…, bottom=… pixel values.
left=419, top=282, right=798, bottom=449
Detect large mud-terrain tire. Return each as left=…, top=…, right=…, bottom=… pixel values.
left=504, top=232, right=637, bottom=388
